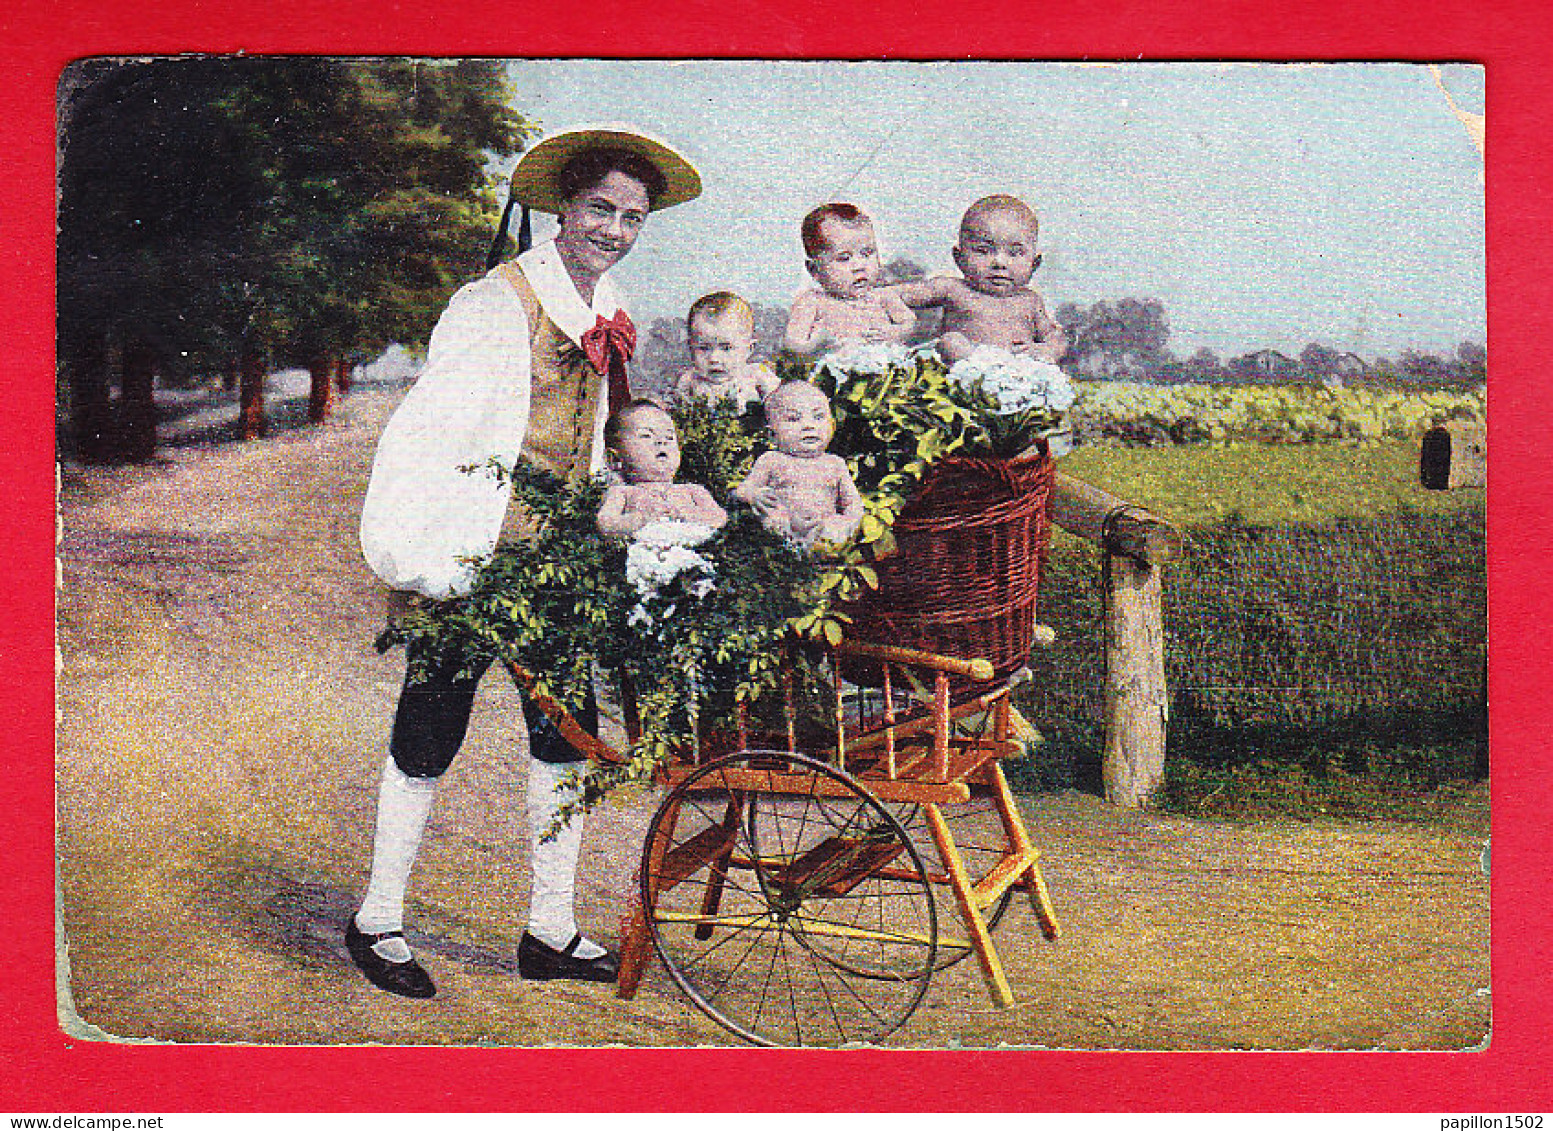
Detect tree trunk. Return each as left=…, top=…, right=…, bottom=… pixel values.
left=70, top=332, right=113, bottom=463
left=239, top=347, right=266, bottom=440
left=308, top=353, right=335, bottom=423
left=1101, top=552, right=1168, bottom=809
left=119, top=338, right=158, bottom=462
left=334, top=353, right=352, bottom=394
left=223, top=355, right=240, bottom=393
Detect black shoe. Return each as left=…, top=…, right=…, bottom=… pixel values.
left=518, top=931, right=620, bottom=983
left=345, top=918, right=436, bottom=999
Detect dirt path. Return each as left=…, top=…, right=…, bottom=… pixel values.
left=55, top=387, right=1490, bottom=1049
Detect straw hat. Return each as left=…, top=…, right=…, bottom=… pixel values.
left=509, top=125, right=702, bottom=213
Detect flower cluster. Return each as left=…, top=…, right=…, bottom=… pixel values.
left=811, top=340, right=914, bottom=380
left=947, top=347, right=1077, bottom=417
left=624, top=521, right=717, bottom=626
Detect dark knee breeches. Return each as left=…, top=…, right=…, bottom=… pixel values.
left=389, top=639, right=597, bottom=779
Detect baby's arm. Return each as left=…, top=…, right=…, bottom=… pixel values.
left=677, top=484, right=728, bottom=529
left=733, top=453, right=779, bottom=509
left=888, top=275, right=956, bottom=311
left=1026, top=291, right=1068, bottom=363
left=783, top=292, right=825, bottom=356
left=817, top=457, right=865, bottom=544
left=673, top=369, right=701, bottom=404
left=596, top=484, right=638, bottom=538
left=881, top=290, right=917, bottom=334
left=742, top=363, right=780, bottom=403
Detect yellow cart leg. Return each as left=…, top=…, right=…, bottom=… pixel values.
left=986, top=760, right=1060, bottom=940
left=924, top=802, right=1015, bottom=1008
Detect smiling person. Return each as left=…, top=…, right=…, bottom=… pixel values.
left=353, top=127, right=701, bottom=998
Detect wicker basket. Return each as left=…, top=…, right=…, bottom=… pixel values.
left=840, top=443, right=1054, bottom=692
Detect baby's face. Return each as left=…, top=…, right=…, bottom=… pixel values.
left=687, top=311, right=755, bottom=380
left=807, top=219, right=882, bottom=300
left=953, top=208, right=1040, bottom=295
left=768, top=387, right=834, bottom=458
left=611, top=407, right=681, bottom=483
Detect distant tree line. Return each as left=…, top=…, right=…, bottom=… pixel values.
left=57, top=57, right=532, bottom=461
left=639, top=282, right=1484, bottom=396
left=1053, top=298, right=1485, bottom=391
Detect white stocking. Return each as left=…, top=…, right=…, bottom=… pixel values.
left=355, top=757, right=438, bottom=963
left=526, top=758, right=605, bottom=959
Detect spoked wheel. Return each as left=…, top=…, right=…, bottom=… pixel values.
left=642, top=749, right=937, bottom=1048
left=881, top=792, right=1016, bottom=971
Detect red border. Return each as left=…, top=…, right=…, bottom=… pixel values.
left=8, top=0, right=1545, bottom=1113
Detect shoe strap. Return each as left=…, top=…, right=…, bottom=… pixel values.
left=356, top=923, right=406, bottom=944
left=561, top=933, right=582, bottom=956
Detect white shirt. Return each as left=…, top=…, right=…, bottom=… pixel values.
left=358, top=240, right=626, bottom=598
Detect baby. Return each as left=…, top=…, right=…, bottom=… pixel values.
left=673, top=291, right=779, bottom=411
left=782, top=203, right=916, bottom=357
left=891, top=194, right=1068, bottom=365
left=735, top=380, right=864, bottom=548
left=596, top=400, right=728, bottom=538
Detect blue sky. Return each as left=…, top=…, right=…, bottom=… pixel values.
left=502, top=61, right=1485, bottom=360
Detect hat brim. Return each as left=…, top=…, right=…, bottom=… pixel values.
left=509, top=127, right=702, bottom=213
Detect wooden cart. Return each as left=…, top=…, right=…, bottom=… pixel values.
left=512, top=633, right=1062, bottom=1048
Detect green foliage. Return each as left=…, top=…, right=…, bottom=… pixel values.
left=57, top=58, right=534, bottom=452
left=1058, top=438, right=1479, bottom=526
left=1072, top=380, right=1485, bottom=448
left=1021, top=490, right=1486, bottom=819
left=377, top=463, right=821, bottom=814
left=671, top=397, right=765, bottom=502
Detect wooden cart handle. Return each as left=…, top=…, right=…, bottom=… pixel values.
left=834, top=639, right=995, bottom=682
left=502, top=660, right=630, bottom=765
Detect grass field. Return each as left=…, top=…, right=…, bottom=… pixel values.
left=1016, top=438, right=1487, bottom=821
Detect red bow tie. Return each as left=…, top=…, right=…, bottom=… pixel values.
left=581, top=310, right=636, bottom=416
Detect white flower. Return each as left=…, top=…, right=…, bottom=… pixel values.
left=624, top=521, right=718, bottom=608
left=814, top=341, right=911, bottom=378
left=628, top=604, right=653, bottom=628
left=633, top=520, right=716, bottom=549
left=947, top=347, right=1076, bottom=416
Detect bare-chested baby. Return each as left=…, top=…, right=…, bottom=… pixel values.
left=782, top=203, right=916, bottom=357
left=673, top=291, right=779, bottom=412
left=891, top=194, right=1068, bottom=365
left=596, top=400, right=727, bottom=538
left=735, top=380, right=864, bottom=548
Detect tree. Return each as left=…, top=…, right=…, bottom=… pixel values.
left=57, top=58, right=532, bottom=458
left=1056, top=298, right=1172, bottom=379
left=1299, top=342, right=1343, bottom=380
left=1453, top=341, right=1487, bottom=385
left=1182, top=347, right=1226, bottom=384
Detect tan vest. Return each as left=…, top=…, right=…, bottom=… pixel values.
left=497, top=262, right=607, bottom=545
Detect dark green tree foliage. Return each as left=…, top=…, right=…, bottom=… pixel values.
left=1055, top=297, right=1171, bottom=380
left=57, top=58, right=532, bottom=457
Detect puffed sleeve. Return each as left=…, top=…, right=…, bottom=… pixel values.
left=359, top=274, right=533, bottom=598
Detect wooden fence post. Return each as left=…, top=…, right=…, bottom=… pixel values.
left=1049, top=472, right=1182, bottom=809
left=1102, top=552, right=1167, bottom=807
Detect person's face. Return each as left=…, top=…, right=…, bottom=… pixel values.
left=953, top=208, right=1040, bottom=295
left=611, top=407, right=681, bottom=483
left=768, top=387, right=834, bottom=458
left=687, top=310, right=755, bottom=380
left=807, top=219, right=882, bottom=299
left=556, top=170, right=651, bottom=282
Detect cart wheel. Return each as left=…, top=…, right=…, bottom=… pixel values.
left=883, top=795, right=1015, bottom=971
left=643, top=749, right=937, bottom=1048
